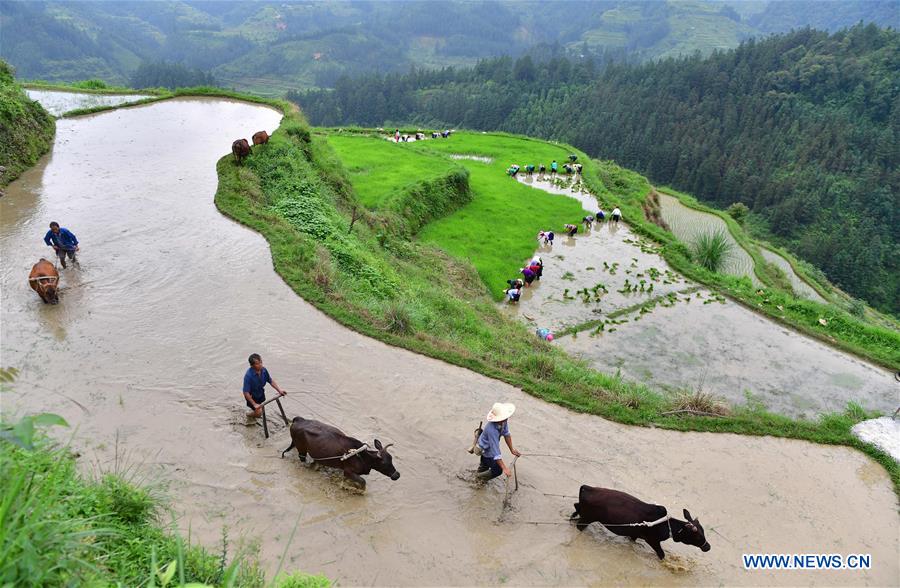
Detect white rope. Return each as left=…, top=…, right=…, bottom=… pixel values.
left=522, top=516, right=672, bottom=530
left=309, top=443, right=369, bottom=462
left=28, top=276, right=58, bottom=283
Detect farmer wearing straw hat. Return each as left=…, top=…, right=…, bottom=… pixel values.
left=475, top=402, right=521, bottom=480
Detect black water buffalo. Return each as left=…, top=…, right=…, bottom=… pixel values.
left=232, top=138, right=251, bottom=164
left=281, top=416, right=400, bottom=488
left=572, top=485, right=710, bottom=559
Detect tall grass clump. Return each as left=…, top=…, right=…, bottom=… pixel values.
left=692, top=230, right=733, bottom=272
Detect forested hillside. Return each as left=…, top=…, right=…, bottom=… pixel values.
left=294, top=25, right=899, bottom=315
left=1, top=0, right=894, bottom=95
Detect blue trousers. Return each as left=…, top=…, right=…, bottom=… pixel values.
left=478, top=455, right=502, bottom=480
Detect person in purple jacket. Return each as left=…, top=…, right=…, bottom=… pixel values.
left=521, top=266, right=536, bottom=285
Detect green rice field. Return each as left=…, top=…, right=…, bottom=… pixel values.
left=326, top=134, right=458, bottom=208
left=327, top=131, right=589, bottom=296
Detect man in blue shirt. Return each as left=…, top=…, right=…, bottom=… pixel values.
left=475, top=402, right=521, bottom=481
left=43, top=221, right=79, bottom=268
left=242, top=353, right=287, bottom=417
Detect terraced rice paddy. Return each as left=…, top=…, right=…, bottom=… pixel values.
left=328, top=131, right=896, bottom=418
left=759, top=246, right=827, bottom=303
left=511, top=179, right=896, bottom=418
left=657, top=192, right=760, bottom=285
left=25, top=89, right=150, bottom=116
left=503, top=176, right=691, bottom=331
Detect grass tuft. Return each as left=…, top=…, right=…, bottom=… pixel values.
left=668, top=389, right=731, bottom=417
left=692, top=230, right=733, bottom=272
left=382, top=302, right=414, bottom=335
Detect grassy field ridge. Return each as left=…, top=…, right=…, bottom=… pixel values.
left=0, top=62, right=55, bottom=188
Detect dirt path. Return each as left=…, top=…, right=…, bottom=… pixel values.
left=1, top=99, right=897, bottom=586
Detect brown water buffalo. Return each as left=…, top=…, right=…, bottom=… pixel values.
left=232, top=138, right=251, bottom=164
left=252, top=130, right=269, bottom=146
left=29, top=259, right=59, bottom=304
left=281, top=416, right=400, bottom=488
left=572, top=485, right=710, bottom=559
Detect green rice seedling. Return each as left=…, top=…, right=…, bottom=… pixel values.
left=692, top=230, right=734, bottom=273
left=561, top=271, right=575, bottom=281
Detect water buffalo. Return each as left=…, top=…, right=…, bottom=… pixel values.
left=232, top=138, right=251, bottom=164
left=252, top=131, right=269, bottom=146
left=572, top=485, right=710, bottom=559
left=29, top=259, right=59, bottom=304
left=281, top=416, right=400, bottom=488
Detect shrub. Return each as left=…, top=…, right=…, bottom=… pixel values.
left=726, top=202, right=750, bottom=224
left=692, top=230, right=733, bottom=272
left=71, top=79, right=109, bottom=90
left=847, top=298, right=866, bottom=318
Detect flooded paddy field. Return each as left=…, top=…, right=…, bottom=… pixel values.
left=1, top=102, right=897, bottom=586
left=760, top=246, right=827, bottom=303
left=26, top=88, right=151, bottom=116
left=559, top=297, right=897, bottom=418
left=508, top=176, right=897, bottom=417
left=657, top=192, right=760, bottom=285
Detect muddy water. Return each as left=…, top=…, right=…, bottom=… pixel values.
left=26, top=89, right=151, bottom=116
left=500, top=216, right=691, bottom=332
left=508, top=174, right=689, bottom=331
left=561, top=297, right=898, bottom=417
left=508, top=178, right=897, bottom=417
left=759, top=246, right=827, bottom=303
left=658, top=192, right=760, bottom=285
left=2, top=100, right=898, bottom=586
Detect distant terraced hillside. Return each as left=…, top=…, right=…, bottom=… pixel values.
left=1, top=0, right=895, bottom=94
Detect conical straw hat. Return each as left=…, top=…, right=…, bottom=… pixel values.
left=486, top=402, right=516, bottom=422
